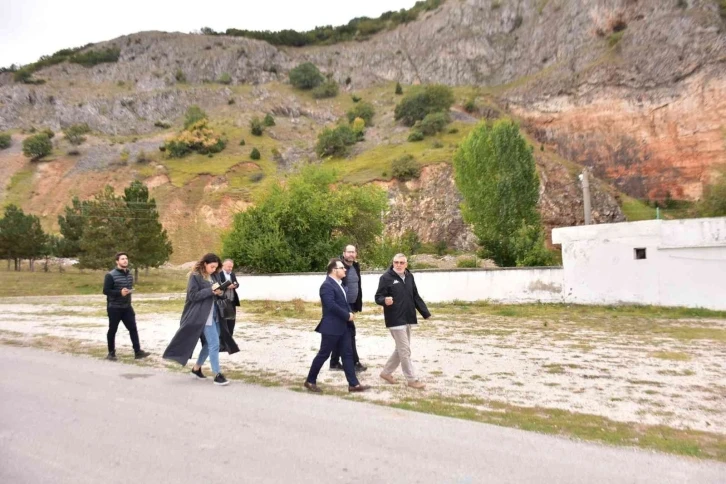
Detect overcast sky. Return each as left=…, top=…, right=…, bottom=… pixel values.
left=0, top=0, right=419, bottom=68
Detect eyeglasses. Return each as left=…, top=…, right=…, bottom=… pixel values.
left=393, top=261, right=407, bottom=265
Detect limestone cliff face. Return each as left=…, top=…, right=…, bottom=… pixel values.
left=2, top=0, right=724, bottom=201
left=384, top=160, right=623, bottom=250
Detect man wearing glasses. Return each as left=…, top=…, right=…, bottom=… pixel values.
left=374, top=253, right=430, bottom=389
left=304, top=258, right=371, bottom=393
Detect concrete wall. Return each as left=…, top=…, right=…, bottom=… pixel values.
left=552, top=217, right=726, bottom=310
left=236, top=267, right=564, bottom=304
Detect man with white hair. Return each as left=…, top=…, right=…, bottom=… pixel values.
left=374, top=253, right=430, bottom=389
left=220, top=259, right=240, bottom=335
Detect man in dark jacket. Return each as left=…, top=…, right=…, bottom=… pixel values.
left=374, top=253, right=430, bottom=389
left=330, top=244, right=367, bottom=372
left=102, top=252, right=150, bottom=361
left=220, top=259, right=240, bottom=335
left=304, top=259, right=370, bottom=394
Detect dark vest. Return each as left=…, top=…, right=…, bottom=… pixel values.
left=107, top=268, right=133, bottom=308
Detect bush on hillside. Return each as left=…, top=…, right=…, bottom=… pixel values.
left=263, top=114, right=275, bottom=127
left=312, top=80, right=339, bottom=99
left=417, top=111, right=450, bottom=136
left=217, top=72, right=232, bottom=84
left=346, top=101, right=375, bottom=126
left=250, top=147, right=261, bottom=160
left=22, top=133, right=53, bottom=160
left=391, top=154, right=421, bottom=181
left=250, top=117, right=264, bottom=136
left=0, top=133, right=11, bottom=149
left=164, top=120, right=226, bottom=158
left=63, top=123, right=91, bottom=146
left=315, top=125, right=357, bottom=158
left=289, top=62, right=324, bottom=90
left=395, top=82, right=403, bottom=95
left=69, top=47, right=120, bottom=67
left=394, top=84, right=455, bottom=126
left=407, top=130, right=424, bottom=142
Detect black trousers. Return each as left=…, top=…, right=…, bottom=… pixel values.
left=107, top=306, right=141, bottom=354
left=330, top=319, right=359, bottom=366
left=226, top=318, right=236, bottom=336
left=306, top=327, right=359, bottom=387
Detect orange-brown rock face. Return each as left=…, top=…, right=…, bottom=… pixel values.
left=512, top=73, right=726, bottom=201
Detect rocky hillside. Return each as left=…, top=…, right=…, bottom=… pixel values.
left=4, top=0, right=722, bottom=262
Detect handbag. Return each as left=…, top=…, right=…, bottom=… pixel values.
left=215, top=298, right=235, bottom=319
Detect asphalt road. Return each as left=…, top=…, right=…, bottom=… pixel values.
left=1, top=346, right=723, bottom=484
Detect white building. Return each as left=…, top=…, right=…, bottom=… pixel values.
left=552, top=217, right=726, bottom=310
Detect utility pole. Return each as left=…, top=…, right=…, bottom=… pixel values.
left=580, top=169, right=592, bottom=225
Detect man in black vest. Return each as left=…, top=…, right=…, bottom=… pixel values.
left=329, top=244, right=367, bottom=372
left=103, top=252, right=150, bottom=361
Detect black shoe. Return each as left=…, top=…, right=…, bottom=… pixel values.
left=106, top=353, right=117, bottom=361
left=355, top=362, right=368, bottom=372
left=134, top=350, right=151, bottom=359
left=329, top=362, right=344, bottom=371
left=214, top=373, right=229, bottom=386
left=191, top=367, right=206, bottom=379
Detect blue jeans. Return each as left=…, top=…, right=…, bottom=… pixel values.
left=196, top=320, right=221, bottom=374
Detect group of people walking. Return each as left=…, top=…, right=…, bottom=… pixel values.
left=102, top=245, right=431, bottom=392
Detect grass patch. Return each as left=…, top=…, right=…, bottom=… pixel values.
left=3, top=166, right=36, bottom=208
left=0, top=266, right=189, bottom=297
left=620, top=194, right=657, bottom=221
left=390, top=396, right=726, bottom=461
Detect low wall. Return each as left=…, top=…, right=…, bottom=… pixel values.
left=235, top=267, right=565, bottom=304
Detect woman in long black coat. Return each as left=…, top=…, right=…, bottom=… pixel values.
left=162, top=253, right=239, bottom=386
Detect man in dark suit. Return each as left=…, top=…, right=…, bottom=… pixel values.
left=304, top=259, right=371, bottom=394
left=220, top=259, right=240, bottom=335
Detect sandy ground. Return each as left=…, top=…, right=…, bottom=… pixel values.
left=1, top=294, right=725, bottom=435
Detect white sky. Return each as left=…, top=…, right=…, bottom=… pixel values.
left=0, top=0, right=419, bottom=68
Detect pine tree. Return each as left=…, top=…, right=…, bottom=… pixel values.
left=0, top=205, right=48, bottom=270
left=78, top=186, right=134, bottom=270
left=122, top=181, right=173, bottom=280
left=57, top=196, right=89, bottom=258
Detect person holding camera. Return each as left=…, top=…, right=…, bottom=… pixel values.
left=103, top=252, right=150, bottom=361
left=162, top=253, right=239, bottom=386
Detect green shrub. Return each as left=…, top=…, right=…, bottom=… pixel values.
left=346, top=101, right=375, bottom=126
left=448, top=127, right=459, bottom=134
left=69, top=47, right=120, bottom=67
left=395, top=82, right=403, bottom=95
left=154, top=120, right=171, bottom=129
left=407, top=130, right=424, bottom=142
left=418, top=111, right=450, bottom=135
left=184, top=105, right=207, bottom=129
left=464, top=99, right=477, bottom=113
left=394, top=84, right=455, bottom=126
left=175, top=69, right=186, bottom=82
left=249, top=172, right=265, bottom=183
left=164, top=120, right=227, bottom=158
left=63, top=123, right=91, bottom=146
left=351, top=94, right=361, bottom=103
left=435, top=239, right=448, bottom=256
left=250, top=147, right=261, bottom=160
left=250, top=117, right=264, bottom=136
left=289, top=62, right=324, bottom=90
left=263, top=114, right=275, bottom=127
left=217, top=72, right=232, bottom=84
left=41, top=128, right=55, bottom=139
left=239, top=139, right=246, bottom=146
left=391, top=154, right=421, bottom=180
left=22, top=133, right=53, bottom=160
left=0, top=133, right=11, bottom=149
left=351, top=117, right=366, bottom=141
left=315, top=125, right=356, bottom=158
left=456, top=257, right=478, bottom=268
left=312, top=80, right=339, bottom=99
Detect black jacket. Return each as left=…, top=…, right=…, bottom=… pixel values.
left=374, top=266, right=430, bottom=328
left=220, top=270, right=240, bottom=307
left=103, top=268, right=133, bottom=308
left=339, top=256, right=362, bottom=312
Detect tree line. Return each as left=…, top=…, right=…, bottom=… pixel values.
left=0, top=181, right=172, bottom=278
